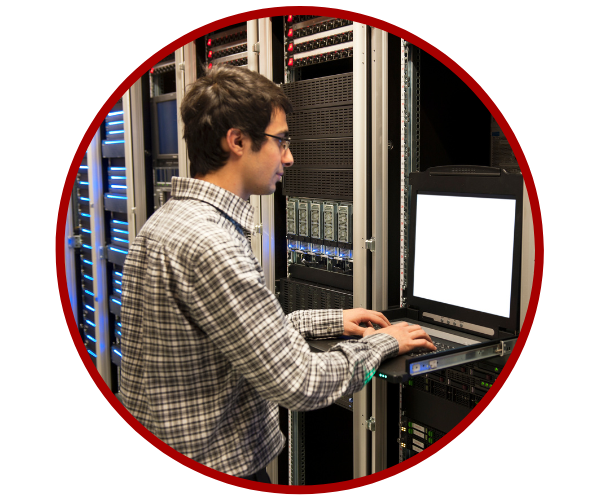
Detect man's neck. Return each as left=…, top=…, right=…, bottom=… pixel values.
left=194, top=164, right=248, bottom=200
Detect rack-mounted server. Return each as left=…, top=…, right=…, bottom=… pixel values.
left=206, top=24, right=249, bottom=70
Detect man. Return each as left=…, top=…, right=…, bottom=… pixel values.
left=120, top=64, right=435, bottom=482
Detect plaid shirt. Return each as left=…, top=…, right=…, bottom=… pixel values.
left=120, top=177, right=398, bottom=476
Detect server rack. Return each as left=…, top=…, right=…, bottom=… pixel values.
left=278, top=19, right=423, bottom=483
left=69, top=100, right=128, bottom=392
left=66, top=39, right=196, bottom=394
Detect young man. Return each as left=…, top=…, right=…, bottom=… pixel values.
left=120, top=65, right=435, bottom=482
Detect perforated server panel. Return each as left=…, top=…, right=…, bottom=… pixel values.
left=280, top=278, right=353, bottom=314
left=282, top=73, right=353, bottom=200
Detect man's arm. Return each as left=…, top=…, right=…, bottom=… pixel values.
left=286, top=307, right=392, bottom=339
left=187, top=232, right=434, bottom=412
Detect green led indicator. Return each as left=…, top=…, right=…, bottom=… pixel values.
left=409, top=429, right=413, bottom=434
left=408, top=422, right=412, bottom=428
left=495, top=367, right=499, bottom=372
left=428, top=431, right=433, bottom=437
left=481, top=381, right=485, bottom=386
left=408, top=380, right=414, bottom=386
left=429, top=438, right=433, bottom=444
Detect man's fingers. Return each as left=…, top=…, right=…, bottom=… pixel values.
left=395, top=324, right=432, bottom=342
left=367, top=312, right=391, bottom=328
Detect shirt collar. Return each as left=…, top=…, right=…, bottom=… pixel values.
left=170, top=177, right=255, bottom=234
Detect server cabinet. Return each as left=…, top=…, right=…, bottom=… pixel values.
left=66, top=50, right=190, bottom=393
left=279, top=21, right=419, bottom=483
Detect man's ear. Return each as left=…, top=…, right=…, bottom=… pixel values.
left=224, top=128, right=245, bottom=157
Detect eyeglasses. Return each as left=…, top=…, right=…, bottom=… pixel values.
left=264, top=133, right=292, bottom=152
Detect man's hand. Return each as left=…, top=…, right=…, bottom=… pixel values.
left=364, top=321, right=436, bottom=355
left=342, top=308, right=391, bottom=336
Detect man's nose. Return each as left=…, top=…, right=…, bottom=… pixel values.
left=283, top=148, right=294, bottom=168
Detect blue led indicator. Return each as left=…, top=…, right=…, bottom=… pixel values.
left=113, top=349, right=123, bottom=358
left=108, top=130, right=125, bottom=135
left=110, top=247, right=128, bottom=255
left=115, top=280, right=122, bottom=285
left=110, top=185, right=127, bottom=189
left=83, top=274, right=94, bottom=281
left=115, top=289, right=122, bottom=294
left=85, top=305, right=95, bottom=312
left=115, top=272, right=123, bottom=277
left=111, top=298, right=122, bottom=305
left=79, top=166, right=88, bottom=170
left=110, top=176, right=127, bottom=180
left=88, top=350, right=97, bottom=358
left=81, top=213, right=90, bottom=218
left=105, top=140, right=125, bottom=144
left=83, top=259, right=93, bottom=265
left=113, top=237, right=128, bottom=244
left=117, top=322, right=122, bottom=327
left=113, top=228, right=128, bottom=235
left=116, top=330, right=122, bottom=336
left=107, top=194, right=127, bottom=200
left=112, top=220, right=128, bottom=225
left=85, top=319, right=96, bottom=328
left=107, top=111, right=124, bottom=116
left=82, top=244, right=92, bottom=250
left=79, top=181, right=89, bottom=185
left=107, top=120, right=124, bottom=125
left=109, top=167, right=126, bottom=171
left=81, top=228, right=91, bottom=234
left=80, top=197, right=90, bottom=202
left=86, top=335, right=97, bottom=343
left=84, top=289, right=94, bottom=296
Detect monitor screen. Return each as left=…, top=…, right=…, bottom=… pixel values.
left=412, top=193, right=517, bottom=318
left=156, top=99, right=178, bottom=155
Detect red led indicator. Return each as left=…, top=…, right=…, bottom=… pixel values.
left=208, top=62, right=213, bottom=69
left=287, top=28, right=294, bottom=38
left=208, top=50, right=213, bottom=58
left=150, top=67, right=154, bottom=74
left=287, top=57, right=294, bottom=67
left=287, top=43, right=294, bottom=53
left=207, top=38, right=212, bottom=47
left=287, top=15, right=294, bottom=23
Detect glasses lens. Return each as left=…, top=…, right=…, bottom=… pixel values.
left=265, top=133, right=290, bottom=151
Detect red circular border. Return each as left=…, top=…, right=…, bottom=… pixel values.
left=55, top=6, right=544, bottom=494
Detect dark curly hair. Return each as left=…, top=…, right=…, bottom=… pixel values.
left=180, top=65, right=293, bottom=178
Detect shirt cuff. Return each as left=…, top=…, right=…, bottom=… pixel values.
left=287, top=309, right=344, bottom=339
left=359, top=333, right=399, bottom=361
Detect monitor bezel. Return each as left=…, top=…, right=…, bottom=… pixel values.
left=406, top=170, right=524, bottom=339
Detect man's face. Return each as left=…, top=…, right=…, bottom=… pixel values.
left=240, top=107, right=294, bottom=199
